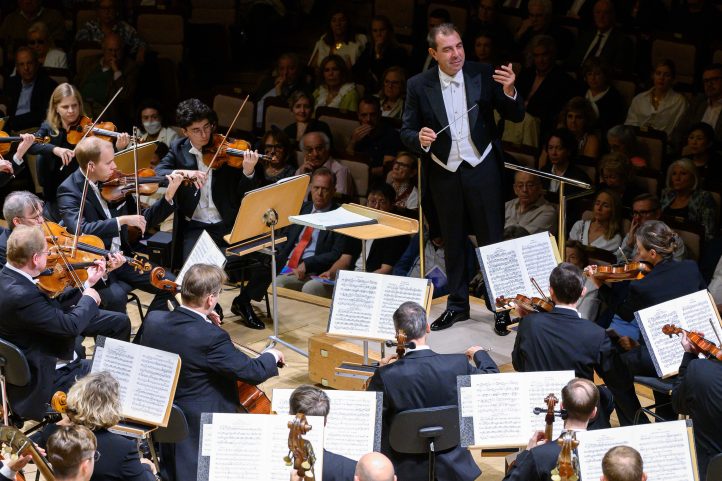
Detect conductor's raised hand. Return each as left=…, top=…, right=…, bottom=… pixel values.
left=419, top=127, right=437, bottom=149
left=493, top=63, right=517, bottom=97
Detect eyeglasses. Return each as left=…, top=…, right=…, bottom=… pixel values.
left=264, top=143, right=284, bottom=151
left=393, top=161, right=414, bottom=169
left=186, top=123, right=212, bottom=136
left=632, top=209, right=656, bottom=217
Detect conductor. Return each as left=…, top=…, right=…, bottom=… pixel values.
left=400, top=22, right=524, bottom=331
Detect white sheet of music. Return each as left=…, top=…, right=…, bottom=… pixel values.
left=271, top=388, right=379, bottom=461
left=476, top=232, right=560, bottom=311
left=328, top=271, right=429, bottom=341
left=636, top=289, right=722, bottom=377
left=176, top=230, right=227, bottom=284
left=462, top=370, right=573, bottom=447
left=201, top=413, right=324, bottom=481
left=91, top=337, right=179, bottom=426
left=576, top=420, right=696, bottom=481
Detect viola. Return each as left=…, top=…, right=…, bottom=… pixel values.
left=0, top=425, right=55, bottom=481
left=495, top=294, right=553, bottom=313
left=589, top=261, right=651, bottom=282
left=202, top=134, right=273, bottom=169
left=284, top=413, right=316, bottom=481
left=65, top=116, right=133, bottom=145
left=551, top=430, right=579, bottom=481
left=544, top=393, right=558, bottom=442
left=662, top=324, right=722, bottom=361
left=0, top=131, right=51, bottom=156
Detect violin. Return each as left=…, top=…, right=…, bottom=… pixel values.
left=589, top=261, right=651, bottom=282
left=383, top=329, right=415, bottom=360
left=202, top=134, right=273, bottom=170
left=0, top=131, right=51, bottom=156
left=662, top=324, right=722, bottom=361
left=550, top=430, right=579, bottom=481
left=0, top=425, right=55, bottom=481
left=99, top=168, right=187, bottom=203
left=284, top=413, right=316, bottom=481
left=65, top=116, right=132, bottom=145
left=495, top=293, right=554, bottom=313
left=544, top=393, right=558, bottom=441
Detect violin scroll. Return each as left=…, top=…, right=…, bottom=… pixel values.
left=551, top=430, right=579, bottom=481
left=662, top=323, right=722, bottom=361
left=285, top=413, right=316, bottom=480
left=149, top=267, right=180, bottom=293
left=544, top=393, right=558, bottom=441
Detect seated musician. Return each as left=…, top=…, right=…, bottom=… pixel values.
left=288, top=384, right=357, bottom=481
left=586, top=220, right=706, bottom=421
left=0, top=191, right=46, bottom=266
left=27, top=83, right=131, bottom=221
left=671, top=332, right=722, bottom=480
left=56, top=136, right=183, bottom=314
left=230, top=167, right=347, bottom=328
left=138, top=264, right=283, bottom=480
left=512, top=262, right=636, bottom=427
left=47, top=425, right=98, bottom=481
left=63, top=372, right=156, bottom=480
left=601, top=446, right=647, bottom=481
left=0, top=226, right=128, bottom=422
left=0, top=134, right=35, bottom=189
left=366, top=301, right=498, bottom=481
left=503, top=378, right=599, bottom=481
left=354, top=453, right=396, bottom=481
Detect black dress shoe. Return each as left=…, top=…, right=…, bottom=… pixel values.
left=493, top=310, right=511, bottom=336
left=231, top=298, right=265, bottom=330
left=431, top=309, right=470, bottom=331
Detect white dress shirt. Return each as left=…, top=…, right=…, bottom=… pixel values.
left=188, top=145, right=223, bottom=224
left=89, top=180, right=122, bottom=253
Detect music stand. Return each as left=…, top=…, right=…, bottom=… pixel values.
left=389, top=405, right=460, bottom=481
left=113, top=141, right=158, bottom=171
left=225, top=175, right=310, bottom=356
left=504, top=163, right=592, bottom=252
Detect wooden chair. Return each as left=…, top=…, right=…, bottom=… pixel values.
left=75, top=48, right=101, bottom=70
left=651, top=37, right=696, bottom=86
left=631, top=168, right=660, bottom=196
left=212, top=93, right=254, bottom=133
left=137, top=14, right=184, bottom=64
left=338, top=157, right=369, bottom=200
left=374, top=0, right=415, bottom=38
left=263, top=97, right=294, bottom=132
left=663, top=217, right=705, bottom=261
left=634, top=127, right=667, bottom=173
left=315, top=107, right=359, bottom=154
left=611, top=76, right=638, bottom=110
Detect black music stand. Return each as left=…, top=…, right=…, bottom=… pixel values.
left=389, top=405, right=459, bottom=481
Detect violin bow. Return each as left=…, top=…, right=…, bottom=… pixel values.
left=38, top=206, right=86, bottom=292
left=530, top=277, right=549, bottom=302
left=131, top=126, right=141, bottom=216
left=205, top=94, right=249, bottom=172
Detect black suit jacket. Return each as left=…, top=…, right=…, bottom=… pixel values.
left=56, top=168, right=174, bottom=251
left=400, top=62, right=525, bottom=172
left=502, top=439, right=561, bottom=481
left=138, top=307, right=279, bottom=479
left=517, top=66, right=576, bottom=134
left=672, top=353, right=722, bottom=481
left=4, top=69, right=57, bottom=131
left=276, top=201, right=346, bottom=275
left=0, top=228, right=9, bottom=267
left=512, top=307, right=630, bottom=390
left=0, top=267, right=97, bottom=420
left=87, top=429, right=156, bottom=481
left=367, top=349, right=499, bottom=481
left=323, top=449, right=356, bottom=481
left=567, top=28, right=634, bottom=72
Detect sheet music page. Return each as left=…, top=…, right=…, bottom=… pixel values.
left=328, top=271, right=428, bottom=341
left=576, top=421, right=695, bottom=481
left=177, top=230, right=227, bottom=284
left=476, top=233, right=558, bottom=310
left=637, top=290, right=721, bottom=377
left=272, top=389, right=378, bottom=461
left=289, top=207, right=376, bottom=230
left=205, top=413, right=325, bottom=481
left=91, top=338, right=179, bottom=426
left=464, top=371, right=573, bottom=447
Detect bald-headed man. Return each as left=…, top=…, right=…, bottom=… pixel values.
left=355, top=453, right=396, bottom=481
left=505, top=171, right=556, bottom=235
left=601, top=446, right=647, bottom=481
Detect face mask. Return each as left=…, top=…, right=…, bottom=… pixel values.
left=143, top=121, right=162, bottom=135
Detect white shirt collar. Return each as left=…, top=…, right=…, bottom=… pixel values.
left=178, top=305, right=212, bottom=324
left=439, top=68, right=463, bottom=88
left=5, top=262, right=39, bottom=285
left=189, top=144, right=202, bottom=157
left=405, top=344, right=431, bottom=353
left=555, top=305, right=581, bottom=317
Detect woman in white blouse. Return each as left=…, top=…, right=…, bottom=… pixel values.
left=309, top=8, right=367, bottom=70
left=625, top=59, right=688, bottom=136
left=569, top=189, right=623, bottom=252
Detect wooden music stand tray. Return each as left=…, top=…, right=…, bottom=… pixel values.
left=224, top=174, right=310, bottom=356
left=113, top=141, right=158, bottom=171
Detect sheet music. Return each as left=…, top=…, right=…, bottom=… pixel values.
left=202, top=413, right=325, bottom=481
left=272, top=389, right=379, bottom=461
left=91, top=337, right=179, bottom=426
left=176, top=230, right=227, bottom=284
left=576, top=421, right=696, bottom=481
left=289, top=206, right=377, bottom=230
left=636, top=290, right=722, bottom=377
left=461, top=371, right=574, bottom=447
left=476, top=232, right=559, bottom=311
left=328, top=271, right=429, bottom=341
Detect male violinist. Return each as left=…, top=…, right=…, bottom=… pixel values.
left=56, top=136, right=183, bottom=315
left=138, top=263, right=283, bottom=481
left=366, top=301, right=498, bottom=481
left=0, top=225, right=127, bottom=422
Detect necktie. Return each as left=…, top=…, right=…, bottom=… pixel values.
left=586, top=32, right=604, bottom=60
left=287, top=226, right=313, bottom=269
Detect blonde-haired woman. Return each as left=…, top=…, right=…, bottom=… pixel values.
left=65, top=372, right=156, bottom=481
left=569, top=189, right=623, bottom=252
left=27, top=83, right=130, bottom=220
left=661, top=158, right=717, bottom=240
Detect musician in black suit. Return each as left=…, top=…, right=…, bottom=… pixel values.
left=138, top=264, right=283, bottom=481
left=288, top=385, right=357, bottom=481
left=672, top=333, right=722, bottom=480
left=0, top=190, right=46, bottom=267
left=354, top=453, right=396, bottom=481
left=503, top=378, right=600, bottom=481
left=46, top=425, right=98, bottom=481
left=400, top=22, right=524, bottom=332
left=601, top=446, right=647, bottom=481
left=512, top=262, right=637, bottom=426
left=0, top=226, right=126, bottom=421
left=56, top=136, right=183, bottom=314
left=366, top=301, right=499, bottom=481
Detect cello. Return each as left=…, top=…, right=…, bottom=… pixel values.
left=284, top=413, right=316, bottom=481
left=550, top=430, right=580, bottom=481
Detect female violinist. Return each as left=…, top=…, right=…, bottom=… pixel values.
left=26, top=83, right=130, bottom=220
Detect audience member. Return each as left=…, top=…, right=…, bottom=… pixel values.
left=5, top=47, right=57, bottom=132
left=561, top=96, right=601, bottom=160
left=601, top=446, right=647, bottom=481
left=313, top=54, right=359, bottom=112
left=607, top=124, right=649, bottom=168
left=468, top=31, right=497, bottom=65
left=673, top=63, right=722, bottom=149
left=540, top=128, right=592, bottom=194
left=625, top=59, right=687, bottom=137
left=505, top=171, right=556, bottom=234
left=309, top=8, right=367, bottom=69
left=345, top=96, right=402, bottom=178
left=660, top=158, right=717, bottom=240
left=26, top=21, right=68, bottom=69
left=618, top=194, right=685, bottom=262
left=282, top=91, right=333, bottom=147
left=680, top=122, right=722, bottom=180
left=598, top=153, right=643, bottom=209
left=514, top=0, right=574, bottom=60
left=581, top=58, right=626, bottom=134
left=410, top=8, right=451, bottom=72
left=463, top=0, right=515, bottom=61
left=0, top=0, right=65, bottom=58
left=258, top=129, right=296, bottom=183
left=377, top=67, right=406, bottom=120
left=136, top=99, right=179, bottom=147
left=74, top=0, right=147, bottom=63
left=46, top=426, right=97, bottom=481
left=253, top=53, right=311, bottom=128
left=565, top=240, right=601, bottom=321
left=569, top=189, right=623, bottom=252
left=353, top=16, right=408, bottom=93
left=296, top=131, right=352, bottom=195
left=386, top=152, right=418, bottom=211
